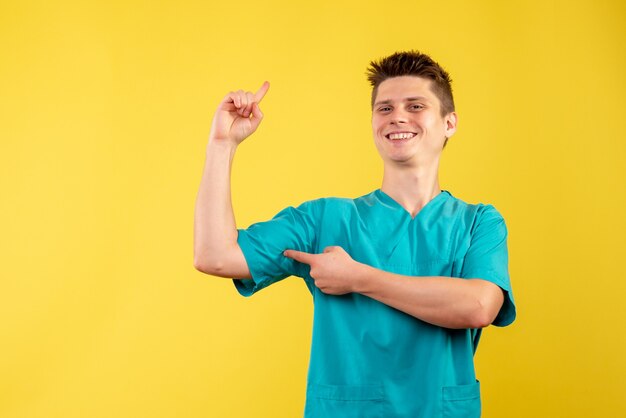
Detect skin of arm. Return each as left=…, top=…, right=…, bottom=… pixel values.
left=283, top=246, right=504, bottom=329
left=193, top=140, right=250, bottom=278
left=193, top=82, right=270, bottom=278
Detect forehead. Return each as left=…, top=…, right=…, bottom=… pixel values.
left=375, top=76, right=437, bottom=104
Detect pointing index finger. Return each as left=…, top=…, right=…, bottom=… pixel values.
left=283, top=249, right=314, bottom=265
left=254, top=81, right=270, bottom=103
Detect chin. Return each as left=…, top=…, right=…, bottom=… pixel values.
left=382, top=154, right=416, bottom=165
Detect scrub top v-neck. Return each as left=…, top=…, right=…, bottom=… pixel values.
left=232, top=188, right=516, bottom=418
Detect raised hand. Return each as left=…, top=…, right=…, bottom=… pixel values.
left=209, top=81, right=270, bottom=145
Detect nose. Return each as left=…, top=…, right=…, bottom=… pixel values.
left=389, top=108, right=408, bottom=124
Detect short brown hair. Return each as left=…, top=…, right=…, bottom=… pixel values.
left=366, top=50, right=455, bottom=118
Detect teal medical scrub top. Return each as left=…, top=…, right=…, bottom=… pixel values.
left=232, top=189, right=516, bottom=418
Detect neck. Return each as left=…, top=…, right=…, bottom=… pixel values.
left=380, top=160, right=441, bottom=218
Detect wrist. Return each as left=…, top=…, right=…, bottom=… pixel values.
left=207, top=137, right=238, bottom=156
left=352, top=262, right=374, bottom=294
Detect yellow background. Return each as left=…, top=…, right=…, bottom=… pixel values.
left=1, top=0, right=625, bottom=417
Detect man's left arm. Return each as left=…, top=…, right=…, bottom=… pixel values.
left=354, top=264, right=504, bottom=329
left=283, top=246, right=504, bottom=330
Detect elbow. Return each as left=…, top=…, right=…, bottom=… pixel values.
left=466, top=280, right=504, bottom=328
left=193, top=254, right=225, bottom=275
left=469, top=299, right=499, bottom=329
left=469, top=308, right=493, bottom=329
left=193, top=257, right=209, bottom=273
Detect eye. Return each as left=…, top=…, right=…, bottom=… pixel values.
left=378, top=106, right=391, bottom=112
left=410, top=104, right=424, bottom=110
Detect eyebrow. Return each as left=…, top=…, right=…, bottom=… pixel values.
left=374, top=96, right=429, bottom=107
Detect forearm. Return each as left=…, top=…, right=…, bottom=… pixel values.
left=193, top=140, right=239, bottom=271
left=354, top=264, right=501, bottom=329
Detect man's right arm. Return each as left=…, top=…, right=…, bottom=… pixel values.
left=193, top=82, right=270, bottom=278
left=193, top=140, right=251, bottom=278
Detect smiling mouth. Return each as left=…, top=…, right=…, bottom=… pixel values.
left=385, top=132, right=417, bottom=140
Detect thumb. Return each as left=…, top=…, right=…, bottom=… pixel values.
left=283, top=249, right=315, bottom=265
left=249, top=102, right=264, bottom=131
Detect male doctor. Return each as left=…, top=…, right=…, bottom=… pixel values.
left=194, top=50, right=516, bottom=417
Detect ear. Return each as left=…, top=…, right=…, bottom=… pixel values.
left=444, top=111, right=458, bottom=139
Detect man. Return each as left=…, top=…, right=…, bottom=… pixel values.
left=194, top=50, right=516, bottom=417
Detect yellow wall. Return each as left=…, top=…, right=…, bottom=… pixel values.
left=2, top=0, right=625, bottom=416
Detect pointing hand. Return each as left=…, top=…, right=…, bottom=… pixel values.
left=283, top=246, right=364, bottom=295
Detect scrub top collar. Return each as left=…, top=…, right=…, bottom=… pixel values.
left=357, top=189, right=452, bottom=259
left=374, top=188, right=452, bottom=221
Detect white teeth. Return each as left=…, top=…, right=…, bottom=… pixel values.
left=387, top=132, right=416, bottom=140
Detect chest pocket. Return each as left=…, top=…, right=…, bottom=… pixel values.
left=442, top=380, right=481, bottom=418
left=305, top=383, right=386, bottom=418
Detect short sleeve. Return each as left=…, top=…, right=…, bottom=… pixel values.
left=460, top=205, right=516, bottom=327
left=232, top=199, right=318, bottom=297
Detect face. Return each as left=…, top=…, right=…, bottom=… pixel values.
left=371, top=76, right=457, bottom=167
